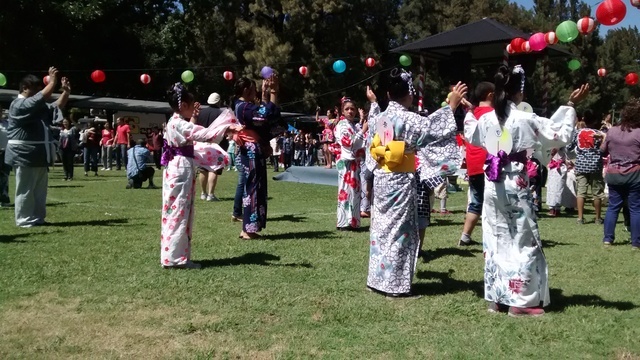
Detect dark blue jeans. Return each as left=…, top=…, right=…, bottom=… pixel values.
left=83, top=147, right=99, bottom=173
left=115, top=144, right=128, bottom=170
left=604, top=182, right=640, bottom=246
left=233, top=154, right=245, bottom=218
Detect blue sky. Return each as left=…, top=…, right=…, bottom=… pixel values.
left=514, top=0, right=640, bottom=32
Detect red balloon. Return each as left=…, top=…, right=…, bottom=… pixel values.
left=596, top=0, right=627, bottom=26
left=520, top=41, right=532, bottom=53
left=598, top=68, right=607, bottom=77
left=91, top=70, right=106, bottom=83
left=545, top=31, right=559, bottom=45
left=510, top=38, right=526, bottom=53
left=43, top=75, right=50, bottom=85
left=365, top=57, right=376, bottom=68
left=299, top=66, right=308, bottom=76
left=139, top=74, right=151, bottom=84
left=625, top=72, right=639, bottom=85
left=577, top=17, right=596, bottom=35
left=223, top=71, right=234, bottom=81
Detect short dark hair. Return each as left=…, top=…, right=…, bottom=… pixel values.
left=582, top=109, right=599, bottom=129
left=620, top=98, right=640, bottom=132
left=136, top=138, right=147, bottom=146
left=472, top=82, right=495, bottom=106
left=19, top=75, right=40, bottom=92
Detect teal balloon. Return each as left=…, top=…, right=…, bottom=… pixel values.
left=399, top=55, right=412, bottom=67
left=333, top=60, right=346, bottom=74
left=568, top=59, right=581, bottom=71
left=556, top=20, right=579, bottom=43
left=0, top=73, right=6, bottom=87
left=181, top=70, right=195, bottom=83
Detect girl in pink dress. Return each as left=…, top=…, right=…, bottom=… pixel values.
left=160, top=83, right=240, bottom=269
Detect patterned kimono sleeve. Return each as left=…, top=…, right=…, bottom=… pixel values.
left=185, top=109, right=238, bottom=144
left=336, top=119, right=365, bottom=152
left=410, top=107, right=461, bottom=178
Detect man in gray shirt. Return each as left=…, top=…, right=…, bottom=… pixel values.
left=7, top=67, right=70, bottom=227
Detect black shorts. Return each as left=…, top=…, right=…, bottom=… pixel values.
left=199, top=168, right=223, bottom=175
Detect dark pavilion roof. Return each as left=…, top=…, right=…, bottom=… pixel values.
left=391, top=18, right=572, bottom=64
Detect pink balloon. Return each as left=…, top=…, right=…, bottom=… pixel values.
left=529, top=33, right=547, bottom=52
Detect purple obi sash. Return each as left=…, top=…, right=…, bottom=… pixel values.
left=160, top=140, right=194, bottom=166
left=485, top=150, right=528, bottom=182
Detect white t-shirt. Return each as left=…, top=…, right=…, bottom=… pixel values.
left=270, top=138, right=281, bottom=156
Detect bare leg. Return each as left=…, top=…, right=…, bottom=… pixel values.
left=207, top=172, right=218, bottom=196
left=594, top=198, right=602, bottom=220
left=198, top=171, right=207, bottom=197
left=462, top=212, right=480, bottom=238
left=577, top=196, right=585, bottom=220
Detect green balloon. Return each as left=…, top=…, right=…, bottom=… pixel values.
left=0, top=73, right=6, bottom=87
left=181, top=70, right=194, bottom=83
left=441, top=101, right=448, bottom=108
left=568, top=59, right=581, bottom=71
left=556, top=20, right=579, bottom=43
left=399, top=55, right=412, bottom=67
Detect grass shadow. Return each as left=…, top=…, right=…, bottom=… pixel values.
left=263, top=230, right=338, bottom=241
left=414, top=270, right=484, bottom=298
left=421, top=247, right=481, bottom=261
left=269, top=214, right=308, bottom=223
left=198, top=252, right=313, bottom=269
left=45, top=218, right=129, bottom=227
left=541, top=239, right=576, bottom=248
left=430, top=218, right=464, bottom=226
left=548, top=288, right=638, bottom=312
left=0, top=233, right=32, bottom=243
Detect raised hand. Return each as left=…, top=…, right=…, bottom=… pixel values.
left=48, top=66, right=59, bottom=83
left=448, top=82, right=469, bottom=110
left=270, top=73, right=279, bottom=93
left=60, top=77, right=71, bottom=92
left=366, top=86, right=377, bottom=103
left=569, top=84, right=590, bottom=104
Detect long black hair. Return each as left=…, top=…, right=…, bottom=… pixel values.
left=233, top=77, right=256, bottom=101
left=386, top=67, right=415, bottom=102
left=166, top=82, right=193, bottom=111
left=493, top=65, right=524, bottom=124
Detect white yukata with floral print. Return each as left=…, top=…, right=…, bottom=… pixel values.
left=161, top=110, right=237, bottom=267
left=464, top=103, right=576, bottom=307
left=367, top=102, right=459, bottom=295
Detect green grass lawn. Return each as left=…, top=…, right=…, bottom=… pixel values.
left=0, top=166, right=639, bottom=359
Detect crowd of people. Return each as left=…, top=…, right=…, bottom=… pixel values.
left=2, top=64, right=639, bottom=318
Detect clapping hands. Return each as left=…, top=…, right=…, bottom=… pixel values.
left=447, top=82, right=469, bottom=111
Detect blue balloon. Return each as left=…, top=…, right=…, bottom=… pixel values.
left=333, top=60, right=346, bottom=74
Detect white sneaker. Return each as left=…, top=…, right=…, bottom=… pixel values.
left=162, top=261, right=201, bottom=269
left=206, top=195, right=219, bottom=202
left=100, top=168, right=106, bottom=171
left=106, top=168, right=111, bottom=171
left=200, top=193, right=207, bottom=200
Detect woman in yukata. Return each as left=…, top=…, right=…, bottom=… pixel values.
left=334, top=91, right=378, bottom=231
left=160, top=83, right=240, bottom=269
left=366, top=68, right=467, bottom=298
left=464, top=65, right=589, bottom=316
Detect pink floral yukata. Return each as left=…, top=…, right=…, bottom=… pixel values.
left=161, top=110, right=237, bottom=266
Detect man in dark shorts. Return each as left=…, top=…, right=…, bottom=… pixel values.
left=459, top=82, right=494, bottom=246
left=196, top=92, right=224, bottom=201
